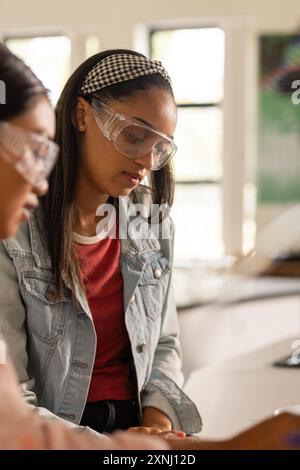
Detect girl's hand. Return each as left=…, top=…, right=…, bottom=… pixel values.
left=126, top=406, right=186, bottom=439
left=127, top=426, right=186, bottom=439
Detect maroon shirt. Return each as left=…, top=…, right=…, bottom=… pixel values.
left=75, top=232, right=135, bottom=402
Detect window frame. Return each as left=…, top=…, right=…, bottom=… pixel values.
left=0, top=26, right=98, bottom=73
left=134, top=17, right=256, bottom=259
left=150, top=26, right=223, bottom=191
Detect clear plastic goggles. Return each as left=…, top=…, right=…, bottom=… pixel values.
left=0, top=122, right=59, bottom=186
left=90, top=98, right=177, bottom=171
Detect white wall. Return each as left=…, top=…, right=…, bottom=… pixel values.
left=1, top=0, right=300, bottom=47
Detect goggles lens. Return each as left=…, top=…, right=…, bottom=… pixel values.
left=0, top=122, right=59, bottom=186
left=115, top=124, right=175, bottom=170
left=91, top=99, right=176, bottom=171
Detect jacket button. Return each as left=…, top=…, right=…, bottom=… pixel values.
left=137, top=343, right=147, bottom=353
left=46, top=287, right=57, bottom=302
left=153, top=268, right=162, bottom=279
left=129, top=294, right=135, bottom=304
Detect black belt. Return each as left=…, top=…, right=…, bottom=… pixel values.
left=80, top=399, right=139, bottom=433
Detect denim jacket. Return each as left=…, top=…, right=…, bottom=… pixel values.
left=0, top=187, right=201, bottom=435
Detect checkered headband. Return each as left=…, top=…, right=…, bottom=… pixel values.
left=80, top=53, right=172, bottom=95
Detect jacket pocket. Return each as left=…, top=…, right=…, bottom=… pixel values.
left=21, top=271, right=69, bottom=343
left=138, top=254, right=170, bottom=320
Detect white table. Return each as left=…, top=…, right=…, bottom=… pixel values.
left=184, top=337, right=300, bottom=440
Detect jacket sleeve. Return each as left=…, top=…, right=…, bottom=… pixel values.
left=0, top=242, right=101, bottom=439
left=140, top=222, right=202, bottom=434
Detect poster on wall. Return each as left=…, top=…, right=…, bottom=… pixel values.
left=258, top=34, right=300, bottom=203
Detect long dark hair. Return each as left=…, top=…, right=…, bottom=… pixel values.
left=0, top=42, right=48, bottom=120
left=40, top=49, right=175, bottom=297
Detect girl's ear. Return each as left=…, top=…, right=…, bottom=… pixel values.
left=72, top=97, right=88, bottom=131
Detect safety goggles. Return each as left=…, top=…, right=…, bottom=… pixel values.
left=0, top=121, right=59, bottom=187
left=90, top=97, right=177, bottom=171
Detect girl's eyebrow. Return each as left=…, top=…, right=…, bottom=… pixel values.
left=132, top=116, right=174, bottom=139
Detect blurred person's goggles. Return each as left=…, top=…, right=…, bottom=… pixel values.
left=0, top=122, right=59, bottom=186
left=90, top=97, right=177, bottom=171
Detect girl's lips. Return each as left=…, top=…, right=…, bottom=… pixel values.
left=22, top=193, right=39, bottom=213
left=122, top=171, right=141, bottom=186
left=23, top=203, right=38, bottom=211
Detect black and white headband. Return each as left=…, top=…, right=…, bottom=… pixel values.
left=80, top=53, right=172, bottom=95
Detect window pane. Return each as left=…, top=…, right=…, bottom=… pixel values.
left=151, top=28, right=225, bottom=104
left=171, top=184, right=224, bottom=262
left=174, top=106, right=223, bottom=181
left=6, top=36, right=71, bottom=105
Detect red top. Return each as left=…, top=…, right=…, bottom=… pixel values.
left=75, top=232, right=135, bottom=402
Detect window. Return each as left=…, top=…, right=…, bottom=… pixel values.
left=5, top=35, right=71, bottom=105
left=150, top=28, right=225, bottom=263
